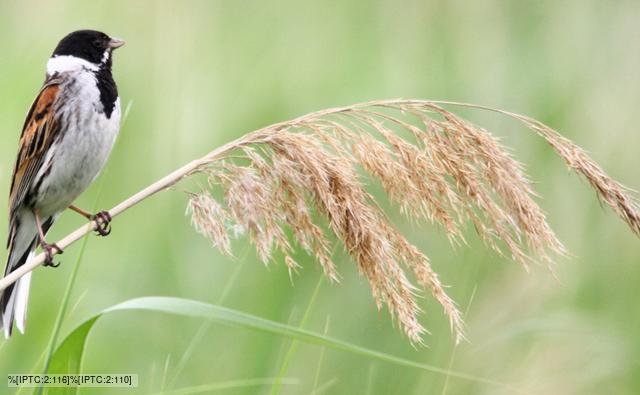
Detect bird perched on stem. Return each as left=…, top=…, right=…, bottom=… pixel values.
left=1, top=30, right=124, bottom=337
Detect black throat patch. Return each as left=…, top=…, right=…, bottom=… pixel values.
left=95, top=67, right=118, bottom=118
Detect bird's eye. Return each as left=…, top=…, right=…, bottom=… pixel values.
left=92, top=39, right=102, bottom=48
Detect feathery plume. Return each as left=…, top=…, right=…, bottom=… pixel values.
left=184, top=100, right=639, bottom=343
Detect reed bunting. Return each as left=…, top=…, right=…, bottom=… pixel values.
left=1, top=30, right=124, bottom=337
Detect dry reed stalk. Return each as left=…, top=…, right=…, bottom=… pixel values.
left=1, top=99, right=638, bottom=344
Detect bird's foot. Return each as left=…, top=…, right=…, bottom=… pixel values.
left=42, top=242, right=63, bottom=268
left=91, top=211, right=112, bottom=236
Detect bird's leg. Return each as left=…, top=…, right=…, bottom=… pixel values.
left=32, top=208, right=63, bottom=268
left=68, top=205, right=92, bottom=220
left=68, top=205, right=112, bottom=236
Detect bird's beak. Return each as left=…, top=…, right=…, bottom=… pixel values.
left=108, top=37, right=125, bottom=49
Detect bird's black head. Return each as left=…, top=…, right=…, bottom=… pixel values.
left=52, top=30, right=124, bottom=68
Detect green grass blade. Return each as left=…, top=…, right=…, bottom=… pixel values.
left=312, top=316, right=330, bottom=392
left=441, top=285, right=477, bottom=395
left=270, top=277, right=323, bottom=395
left=308, top=377, right=338, bottom=395
left=168, top=250, right=249, bottom=389
left=46, top=296, right=519, bottom=393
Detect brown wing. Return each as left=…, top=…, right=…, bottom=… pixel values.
left=7, top=76, right=64, bottom=246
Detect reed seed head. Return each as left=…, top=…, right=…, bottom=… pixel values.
left=186, top=100, right=640, bottom=344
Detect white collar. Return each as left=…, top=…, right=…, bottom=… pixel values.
left=47, top=55, right=99, bottom=74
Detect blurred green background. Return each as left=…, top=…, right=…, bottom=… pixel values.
left=1, top=1, right=639, bottom=394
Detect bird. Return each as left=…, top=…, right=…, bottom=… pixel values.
left=1, top=30, right=124, bottom=338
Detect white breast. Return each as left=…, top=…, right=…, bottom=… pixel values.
left=35, top=70, right=121, bottom=217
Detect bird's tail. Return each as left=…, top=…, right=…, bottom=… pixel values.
left=0, top=211, right=50, bottom=338
left=0, top=248, right=35, bottom=338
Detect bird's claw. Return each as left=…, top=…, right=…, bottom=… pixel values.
left=42, top=243, right=63, bottom=268
left=91, top=211, right=112, bottom=236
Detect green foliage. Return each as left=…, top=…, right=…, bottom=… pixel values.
left=44, top=297, right=509, bottom=395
